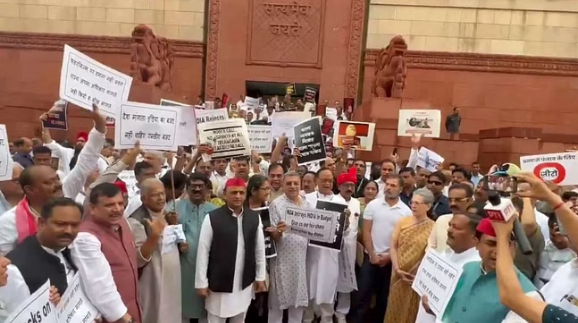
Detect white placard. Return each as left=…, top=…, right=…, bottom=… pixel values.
left=0, top=125, right=13, bottom=182
left=412, top=249, right=462, bottom=317
left=397, top=110, right=441, bottom=138
left=197, top=119, right=251, bottom=159
left=177, top=107, right=197, bottom=146
left=115, top=102, right=181, bottom=151
left=195, top=108, right=228, bottom=124
left=118, top=170, right=138, bottom=198
left=325, top=107, right=338, bottom=120
left=244, top=97, right=259, bottom=110
left=270, top=111, right=311, bottom=139
left=56, top=273, right=98, bottom=323
left=248, top=125, right=272, bottom=153
left=284, top=206, right=338, bottom=243
left=520, top=152, right=578, bottom=185
left=59, top=45, right=132, bottom=117
left=416, top=147, right=444, bottom=172
left=160, top=99, right=190, bottom=107
left=5, top=280, right=56, bottom=323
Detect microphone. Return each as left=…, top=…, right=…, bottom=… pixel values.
left=484, top=193, right=533, bottom=255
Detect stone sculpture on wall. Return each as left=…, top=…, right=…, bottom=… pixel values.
left=372, top=35, right=408, bottom=98
left=130, top=24, right=174, bottom=91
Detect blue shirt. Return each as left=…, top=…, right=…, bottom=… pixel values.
left=433, top=195, right=451, bottom=220
left=12, top=153, right=33, bottom=169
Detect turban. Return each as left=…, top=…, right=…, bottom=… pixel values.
left=337, top=167, right=358, bottom=186
left=114, top=180, right=128, bottom=195
left=76, top=131, right=88, bottom=142
left=225, top=177, right=246, bottom=190
left=476, top=218, right=496, bottom=238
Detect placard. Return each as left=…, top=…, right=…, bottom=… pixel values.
left=160, top=98, right=190, bottom=107
left=520, top=152, right=578, bottom=185
left=0, top=125, right=13, bottom=182
left=255, top=206, right=277, bottom=258
left=333, top=121, right=375, bottom=151
left=294, top=117, right=327, bottom=166
left=270, top=111, right=311, bottom=139
left=244, top=97, right=259, bottom=110
left=398, top=110, right=441, bottom=138
left=416, top=147, right=444, bottom=172
left=118, top=170, right=138, bottom=198
left=5, top=280, right=56, bottom=323
left=248, top=125, right=273, bottom=153
left=195, top=108, right=228, bottom=124
left=56, top=273, right=98, bottom=323
left=284, top=205, right=338, bottom=244
left=59, top=45, right=132, bottom=117
left=309, top=200, right=347, bottom=251
left=115, top=102, right=181, bottom=151
left=412, top=249, right=462, bottom=317
left=197, top=119, right=251, bottom=159
left=304, top=87, right=316, bottom=103
left=42, top=103, right=68, bottom=131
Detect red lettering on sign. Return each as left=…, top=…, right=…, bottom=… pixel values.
left=534, top=162, right=566, bottom=184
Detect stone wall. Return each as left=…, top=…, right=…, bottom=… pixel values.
left=0, top=0, right=205, bottom=41
left=367, top=0, right=578, bottom=58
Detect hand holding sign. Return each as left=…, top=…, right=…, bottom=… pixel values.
left=49, top=286, right=61, bottom=305
left=513, top=172, right=560, bottom=203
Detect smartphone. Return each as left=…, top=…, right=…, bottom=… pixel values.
left=483, top=175, right=518, bottom=196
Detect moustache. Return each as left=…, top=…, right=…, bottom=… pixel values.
left=192, top=190, right=202, bottom=194
left=346, top=189, right=353, bottom=193
left=450, top=205, right=458, bottom=209
left=58, top=234, right=74, bottom=240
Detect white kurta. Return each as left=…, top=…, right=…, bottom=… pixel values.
left=195, top=212, right=267, bottom=318
left=541, top=259, right=578, bottom=316
left=304, top=192, right=341, bottom=305
left=415, top=247, right=480, bottom=323
left=332, top=194, right=360, bottom=293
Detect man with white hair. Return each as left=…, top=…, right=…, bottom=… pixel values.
left=0, top=163, right=24, bottom=215
left=143, top=150, right=168, bottom=177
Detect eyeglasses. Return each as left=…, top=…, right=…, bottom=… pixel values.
left=410, top=201, right=426, bottom=206
left=319, top=179, right=333, bottom=184
left=448, top=197, right=468, bottom=203
left=428, top=181, right=443, bottom=186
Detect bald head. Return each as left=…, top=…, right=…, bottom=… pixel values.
left=140, top=178, right=163, bottom=197
left=19, top=165, right=62, bottom=201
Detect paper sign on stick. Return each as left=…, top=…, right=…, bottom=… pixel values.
left=0, top=124, right=13, bottom=182
left=416, top=147, right=444, bottom=172
left=197, top=119, right=251, bottom=159
left=398, top=110, right=441, bottom=138
left=520, top=152, right=578, bottom=185
left=59, top=45, right=132, bottom=117
left=332, top=121, right=375, bottom=151
left=412, top=249, right=462, bottom=317
left=55, top=273, right=99, bottom=323
left=115, top=102, right=181, bottom=151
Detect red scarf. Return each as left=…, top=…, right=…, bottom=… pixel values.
left=15, top=199, right=37, bottom=243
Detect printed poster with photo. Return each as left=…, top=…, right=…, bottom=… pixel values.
left=397, top=109, right=441, bottom=138
left=293, top=117, right=327, bottom=166
left=59, top=45, right=132, bottom=117
left=197, top=119, right=251, bottom=159
left=115, top=102, right=181, bottom=151
left=416, top=147, right=444, bottom=172
left=309, top=200, right=347, bottom=251
left=332, top=121, right=375, bottom=151
left=42, top=102, right=68, bottom=131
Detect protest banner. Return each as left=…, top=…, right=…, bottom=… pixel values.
left=5, top=280, right=56, bottom=323
left=255, top=206, right=277, bottom=258
left=309, top=200, right=347, bottom=251
left=416, top=147, right=444, bottom=172
left=333, top=121, right=375, bottom=151
left=195, top=108, right=228, bottom=124
left=42, top=102, right=68, bottom=131
left=285, top=206, right=338, bottom=244
left=324, top=107, right=338, bottom=120
left=270, top=111, right=311, bottom=139
left=294, top=117, right=327, bottom=166
left=398, top=110, right=441, bottom=138
left=244, top=97, right=259, bottom=110
left=118, top=170, right=138, bottom=198
left=248, top=125, right=273, bottom=153
left=520, top=152, right=578, bottom=185
left=0, top=125, right=13, bottom=182
left=412, top=249, right=462, bottom=317
left=59, top=45, right=132, bottom=117
left=56, top=273, right=98, bottom=323
left=197, top=119, right=251, bottom=159
left=115, top=102, right=181, bottom=151
left=160, top=99, right=190, bottom=107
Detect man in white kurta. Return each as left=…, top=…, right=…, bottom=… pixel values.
left=195, top=178, right=267, bottom=323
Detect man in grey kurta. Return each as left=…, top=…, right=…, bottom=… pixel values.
left=177, top=173, right=217, bottom=323
left=128, top=178, right=183, bottom=323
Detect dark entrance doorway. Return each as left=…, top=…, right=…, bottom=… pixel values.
left=245, top=81, right=320, bottom=104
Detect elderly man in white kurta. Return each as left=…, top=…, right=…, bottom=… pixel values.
left=195, top=178, right=267, bottom=323
left=128, top=178, right=182, bottom=323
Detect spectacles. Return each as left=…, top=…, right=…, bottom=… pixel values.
left=319, top=179, right=333, bottom=184
left=428, top=181, right=443, bottom=186
left=410, top=201, right=426, bottom=206
left=448, top=197, right=468, bottom=203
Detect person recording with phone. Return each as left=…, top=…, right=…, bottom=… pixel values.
left=493, top=172, right=578, bottom=323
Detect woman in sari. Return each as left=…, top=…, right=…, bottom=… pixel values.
left=384, top=188, right=435, bottom=323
